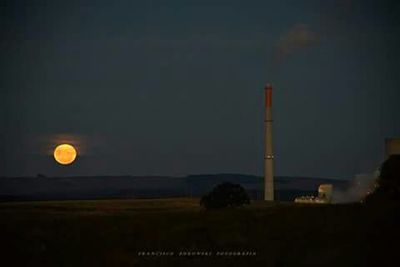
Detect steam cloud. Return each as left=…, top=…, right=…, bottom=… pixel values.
left=275, top=23, right=318, bottom=62
left=332, top=172, right=379, bottom=203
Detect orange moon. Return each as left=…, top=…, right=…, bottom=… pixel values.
left=53, top=144, right=77, bottom=165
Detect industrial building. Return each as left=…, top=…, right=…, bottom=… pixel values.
left=294, top=184, right=333, bottom=204
left=385, top=138, right=400, bottom=158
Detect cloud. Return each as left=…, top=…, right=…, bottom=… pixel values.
left=275, top=23, right=318, bottom=62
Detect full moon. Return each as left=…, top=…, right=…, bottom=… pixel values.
left=53, top=144, right=77, bottom=165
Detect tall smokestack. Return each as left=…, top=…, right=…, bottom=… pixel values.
left=264, top=84, right=274, bottom=201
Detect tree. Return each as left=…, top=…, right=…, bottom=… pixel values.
left=200, top=182, right=250, bottom=209
left=366, top=155, right=400, bottom=202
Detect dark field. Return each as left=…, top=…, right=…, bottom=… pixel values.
left=0, top=198, right=398, bottom=267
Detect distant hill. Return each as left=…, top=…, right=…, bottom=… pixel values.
left=0, top=174, right=349, bottom=202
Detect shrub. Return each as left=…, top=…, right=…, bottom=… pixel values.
left=200, top=182, right=250, bottom=209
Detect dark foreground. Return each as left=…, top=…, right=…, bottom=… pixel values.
left=0, top=198, right=398, bottom=267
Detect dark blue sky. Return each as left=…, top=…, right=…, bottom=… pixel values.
left=1, top=0, right=400, bottom=178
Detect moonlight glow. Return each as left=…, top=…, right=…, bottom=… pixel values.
left=53, top=144, right=77, bottom=165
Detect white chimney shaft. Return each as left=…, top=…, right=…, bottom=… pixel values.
left=264, top=84, right=274, bottom=201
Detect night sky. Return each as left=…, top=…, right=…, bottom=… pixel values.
left=1, top=0, right=400, bottom=178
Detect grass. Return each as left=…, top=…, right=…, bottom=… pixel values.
left=0, top=198, right=398, bottom=267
